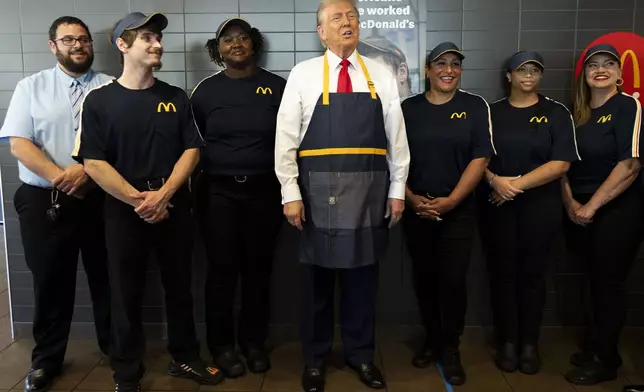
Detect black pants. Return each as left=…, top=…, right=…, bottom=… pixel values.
left=196, top=173, right=282, bottom=354
left=104, top=187, right=199, bottom=383
left=14, top=184, right=111, bottom=372
left=477, top=181, right=562, bottom=346
left=564, top=183, right=644, bottom=369
left=301, top=264, right=378, bottom=367
left=402, top=197, right=476, bottom=349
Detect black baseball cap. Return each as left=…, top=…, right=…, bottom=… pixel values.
left=215, top=17, right=252, bottom=40
left=426, top=42, right=464, bottom=64
left=507, top=51, right=545, bottom=71
left=111, top=12, right=168, bottom=46
left=583, top=44, right=621, bottom=64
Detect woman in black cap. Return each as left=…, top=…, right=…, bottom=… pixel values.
left=402, top=41, right=495, bottom=385
left=477, top=51, right=579, bottom=375
left=562, top=44, right=642, bottom=386
left=190, top=17, right=286, bottom=378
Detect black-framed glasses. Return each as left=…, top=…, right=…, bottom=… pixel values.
left=54, top=36, right=93, bottom=46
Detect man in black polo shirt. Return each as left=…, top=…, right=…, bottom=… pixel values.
left=72, top=12, right=223, bottom=391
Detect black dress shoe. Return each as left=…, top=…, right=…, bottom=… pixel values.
left=518, top=345, right=541, bottom=375
left=494, top=342, right=518, bottom=373
left=213, top=349, right=246, bottom=379
left=441, top=347, right=466, bottom=386
left=302, top=367, right=325, bottom=392
left=565, top=357, right=617, bottom=385
left=624, top=385, right=644, bottom=392
left=25, top=368, right=60, bottom=392
left=570, top=350, right=595, bottom=367
left=346, top=362, right=386, bottom=389
left=412, top=342, right=439, bottom=369
left=241, top=344, right=271, bottom=374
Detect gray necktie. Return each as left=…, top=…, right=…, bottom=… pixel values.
left=71, top=79, right=83, bottom=132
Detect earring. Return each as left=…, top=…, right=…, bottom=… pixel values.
left=616, top=78, right=624, bottom=87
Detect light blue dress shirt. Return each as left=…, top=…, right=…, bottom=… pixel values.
left=0, top=64, right=113, bottom=188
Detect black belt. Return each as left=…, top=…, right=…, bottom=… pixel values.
left=206, top=173, right=277, bottom=185
left=131, top=177, right=168, bottom=191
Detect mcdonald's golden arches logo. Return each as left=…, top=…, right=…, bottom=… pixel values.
left=256, top=87, right=272, bottom=95
left=450, top=112, right=466, bottom=119
left=575, top=32, right=644, bottom=103
left=530, top=116, right=548, bottom=123
left=157, top=102, right=176, bottom=113
left=597, top=114, right=612, bottom=123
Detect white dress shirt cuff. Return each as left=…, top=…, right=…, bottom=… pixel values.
left=388, top=181, right=406, bottom=200
left=282, top=184, right=303, bottom=204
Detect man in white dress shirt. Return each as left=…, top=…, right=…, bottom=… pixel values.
left=274, top=1, right=410, bottom=391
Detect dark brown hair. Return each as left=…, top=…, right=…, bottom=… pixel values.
left=49, top=16, right=92, bottom=42
left=205, top=27, right=264, bottom=67
left=108, top=22, right=163, bottom=65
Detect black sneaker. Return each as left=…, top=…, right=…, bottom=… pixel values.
left=114, top=383, right=140, bottom=392
left=167, top=359, right=225, bottom=385
left=241, top=344, right=271, bottom=374
left=213, top=349, right=246, bottom=378
left=441, top=347, right=466, bottom=386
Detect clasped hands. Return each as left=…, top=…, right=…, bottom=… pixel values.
left=565, top=199, right=596, bottom=226
left=488, top=175, right=523, bottom=206
left=52, top=164, right=89, bottom=199
left=409, top=194, right=456, bottom=221
left=132, top=189, right=174, bottom=224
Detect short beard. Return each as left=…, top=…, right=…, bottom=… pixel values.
left=56, top=48, right=94, bottom=74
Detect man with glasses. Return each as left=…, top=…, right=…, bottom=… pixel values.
left=0, top=16, right=113, bottom=392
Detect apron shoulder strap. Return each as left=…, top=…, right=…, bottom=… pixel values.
left=322, top=51, right=378, bottom=106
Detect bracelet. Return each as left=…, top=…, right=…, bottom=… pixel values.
left=488, top=174, right=497, bottom=186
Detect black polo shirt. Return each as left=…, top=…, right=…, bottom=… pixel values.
left=72, top=79, right=203, bottom=185
left=190, top=68, right=286, bottom=176
left=488, top=95, right=580, bottom=178
left=402, top=90, right=495, bottom=197
left=567, top=92, right=642, bottom=194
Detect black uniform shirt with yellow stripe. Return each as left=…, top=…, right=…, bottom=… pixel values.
left=72, top=79, right=203, bottom=184
left=402, top=89, right=495, bottom=197
left=567, top=92, right=642, bottom=194
left=190, top=68, right=286, bottom=176
left=489, top=94, right=580, bottom=178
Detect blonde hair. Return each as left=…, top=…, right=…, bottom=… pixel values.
left=317, top=0, right=359, bottom=26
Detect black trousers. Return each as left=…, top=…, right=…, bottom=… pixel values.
left=301, top=264, right=378, bottom=368
left=14, top=184, right=111, bottom=372
left=104, top=187, right=199, bottom=383
left=477, top=181, right=562, bottom=346
left=564, top=183, right=644, bottom=369
left=402, top=197, right=476, bottom=349
left=196, top=173, right=282, bottom=354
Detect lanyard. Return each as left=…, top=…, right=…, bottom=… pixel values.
left=322, top=50, right=377, bottom=105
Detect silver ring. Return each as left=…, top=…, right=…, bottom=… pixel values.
left=234, top=175, right=247, bottom=183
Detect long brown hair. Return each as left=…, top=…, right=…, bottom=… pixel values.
left=572, top=69, right=592, bottom=127
left=573, top=63, right=623, bottom=127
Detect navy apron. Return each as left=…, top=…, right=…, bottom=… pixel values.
left=297, top=51, right=390, bottom=269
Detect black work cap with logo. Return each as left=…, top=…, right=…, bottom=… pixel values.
left=583, top=44, right=621, bottom=64
left=506, top=50, right=545, bottom=71
left=215, top=17, right=253, bottom=40
left=111, top=12, right=168, bottom=46
left=426, top=42, right=464, bottom=65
